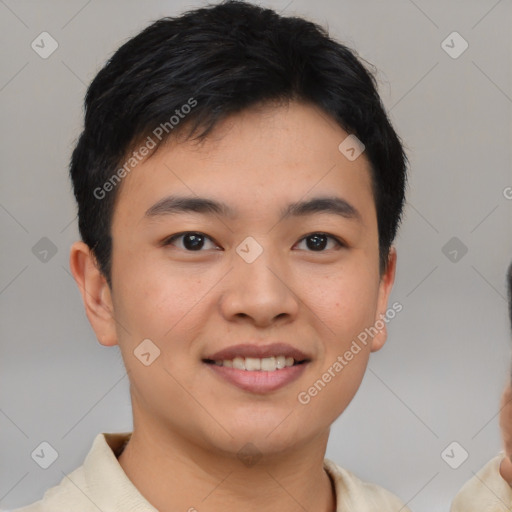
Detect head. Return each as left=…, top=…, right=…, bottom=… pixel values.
left=507, top=260, right=512, bottom=384
left=508, top=261, right=512, bottom=332
left=497, top=260, right=512, bottom=477
left=70, top=1, right=407, bottom=460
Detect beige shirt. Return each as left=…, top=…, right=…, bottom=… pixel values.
left=12, top=432, right=410, bottom=512
left=450, top=454, right=512, bottom=512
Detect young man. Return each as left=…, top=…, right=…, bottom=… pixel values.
left=14, top=1, right=411, bottom=510
left=15, top=1, right=406, bottom=510
left=12, top=2, right=512, bottom=510
left=451, top=262, right=512, bottom=511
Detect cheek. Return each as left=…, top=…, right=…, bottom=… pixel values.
left=309, top=271, right=380, bottom=341
left=296, top=337, right=371, bottom=430
left=299, top=266, right=380, bottom=423
left=114, top=252, right=210, bottom=340
left=113, top=269, right=209, bottom=397
left=325, top=355, right=369, bottom=425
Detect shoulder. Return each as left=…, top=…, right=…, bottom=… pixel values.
left=451, top=454, right=512, bottom=511
left=9, top=465, right=92, bottom=512
left=324, top=458, right=411, bottom=512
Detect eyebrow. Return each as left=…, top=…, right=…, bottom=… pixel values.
left=144, top=195, right=361, bottom=222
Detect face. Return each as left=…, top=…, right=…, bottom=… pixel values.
left=76, top=101, right=396, bottom=458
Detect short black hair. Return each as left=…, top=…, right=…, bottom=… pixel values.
left=70, top=0, right=408, bottom=287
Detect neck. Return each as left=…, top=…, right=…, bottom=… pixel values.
left=117, top=423, right=336, bottom=512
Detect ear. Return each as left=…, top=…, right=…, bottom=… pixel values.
left=69, top=241, right=118, bottom=347
left=370, top=247, right=397, bottom=353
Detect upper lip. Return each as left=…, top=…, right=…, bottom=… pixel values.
left=204, top=343, right=311, bottom=362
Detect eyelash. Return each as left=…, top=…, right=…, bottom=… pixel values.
left=162, top=231, right=345, bottom=252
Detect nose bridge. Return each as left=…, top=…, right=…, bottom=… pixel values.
left=235, top=236, right=285, bottom=293
left=220, top=235, right=298, bottom=324
left=238, top=240, right=280, bottom=286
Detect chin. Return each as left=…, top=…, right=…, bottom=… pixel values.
left=215, top=418, right=315, bottom=456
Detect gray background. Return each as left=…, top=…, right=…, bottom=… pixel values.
left=1, top=1, right=511, bottom=511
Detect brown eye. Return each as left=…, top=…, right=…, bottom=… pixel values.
left=164, top=232, right=219, bottom=251
left=295, top=233, right=344, bottom=252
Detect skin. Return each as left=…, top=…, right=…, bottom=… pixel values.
left=499, top=384, right=512, bottom=484
left=70, top=101, right=397, bottom=512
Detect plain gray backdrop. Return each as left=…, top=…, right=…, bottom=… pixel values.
left=1, top=1, right=511, bottom=511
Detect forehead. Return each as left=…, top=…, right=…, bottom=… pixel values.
left=112, top=101, right=375, bottom=228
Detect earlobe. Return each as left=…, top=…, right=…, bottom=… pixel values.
left=69, top=241, right=118, bottom=347
left=370, top=247, right=397, bottom=353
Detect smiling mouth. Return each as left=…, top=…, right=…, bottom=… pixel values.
left=203, top=356, right=308, bottom=371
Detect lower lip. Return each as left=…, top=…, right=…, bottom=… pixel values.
left=205, top=362, right=309, bottom=393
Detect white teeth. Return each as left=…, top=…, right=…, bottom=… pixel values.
left=261, top=357, right=276, bottom=371
left=245, top=357, right=261, bottom=371
left=232, top=357, right=245, bottom=370
left=213, top=355, right=298, bottom=370
left=275, top=356, right=286, bottom=369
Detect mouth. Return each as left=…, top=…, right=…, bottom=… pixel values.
left=203, top=355, right=307, bottom=371
left=202, top=343, right=311, bottom=393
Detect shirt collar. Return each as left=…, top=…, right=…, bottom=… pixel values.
left=84, top=432, right=346, bottom=511
left=83, top=432, right=158, bottom=511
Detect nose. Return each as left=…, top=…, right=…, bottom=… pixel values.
left=219, top=243, right=300, bottom=328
